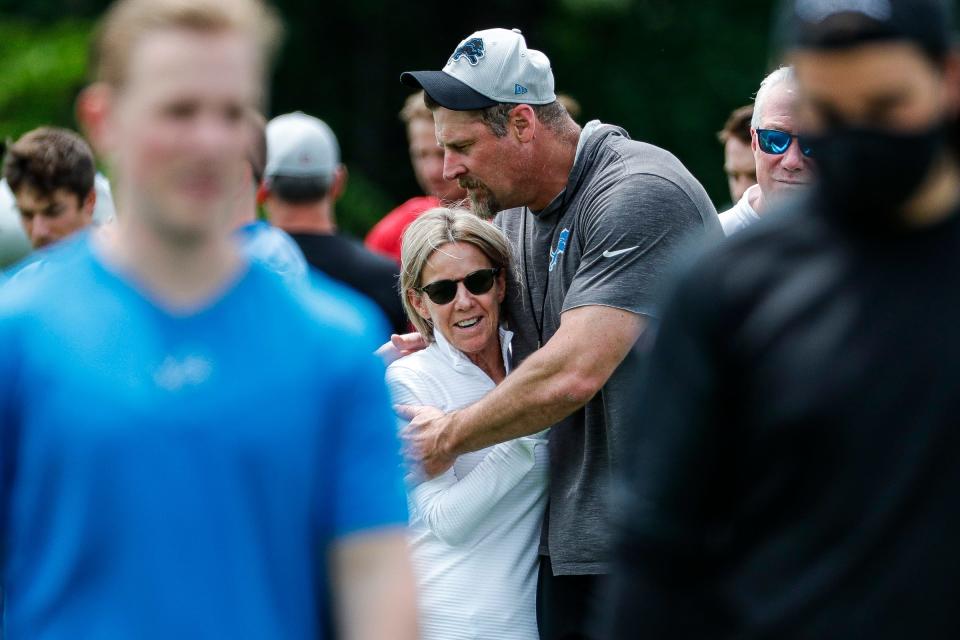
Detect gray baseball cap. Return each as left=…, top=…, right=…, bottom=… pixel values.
left=264, top=112, right=340, bottom=182
left=401, top=28, right=556, bottom=110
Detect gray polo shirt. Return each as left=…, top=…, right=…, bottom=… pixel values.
left=495, top=121, right=720, bottom=575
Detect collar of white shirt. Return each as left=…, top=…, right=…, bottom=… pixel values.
left=432, top=324, right=514, bottom=377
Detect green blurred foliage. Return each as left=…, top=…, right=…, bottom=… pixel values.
left=337, top=170, right=394, bottom=239
left=0, top=1, right=781, bottom=232
left=266, top=0, right=777, bottom=220
left=0, top=19, right=90, bottom=141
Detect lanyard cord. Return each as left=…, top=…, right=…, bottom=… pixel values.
left=521, top=210, right=549, bottom=349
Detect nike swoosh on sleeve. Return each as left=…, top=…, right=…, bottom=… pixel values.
left=602, top=246, right=639, bottom=258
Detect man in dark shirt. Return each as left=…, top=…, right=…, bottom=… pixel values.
left=604, top=1, right=960, bottom=637
left=399, top=27, right=719, bottom=639
left=260, top=111, right=407, bottom=335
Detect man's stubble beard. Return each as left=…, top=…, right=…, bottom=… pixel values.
left=463, top=181, right=501, bottom=220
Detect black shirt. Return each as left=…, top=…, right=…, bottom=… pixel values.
left=290, top=233, right=407, bottom=335
left=605, top=201, right=960, bottom=638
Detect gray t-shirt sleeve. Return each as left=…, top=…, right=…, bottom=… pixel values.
left=561, top=173, right=708, bottom=318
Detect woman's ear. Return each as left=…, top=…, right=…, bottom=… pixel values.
left=496, top=269, right=507, bottom=304
left=408, top=288, right=432, bottom=322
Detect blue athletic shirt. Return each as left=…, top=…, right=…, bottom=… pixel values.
left=0, top=235, right=408, bottom=639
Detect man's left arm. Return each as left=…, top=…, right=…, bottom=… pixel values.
left=330, top=530, right=418, bottom=640
left=325, top=346, right=417, bottom=640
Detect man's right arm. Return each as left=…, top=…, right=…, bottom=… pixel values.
left=402, top=303, right=646, bottom=476
left=330, top=339, right=415, bottom=637
left=404, top=172, right=711, bottom=476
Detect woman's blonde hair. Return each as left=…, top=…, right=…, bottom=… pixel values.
left=399, top=207, right=514, bottom=341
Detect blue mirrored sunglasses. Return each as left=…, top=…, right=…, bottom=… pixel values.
left=756, top=129, right=814, bottom=158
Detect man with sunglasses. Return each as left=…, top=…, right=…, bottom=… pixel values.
left=719, top=65, right=817, bottom=235
left=400, top=27, right=720, bottom=639
left=604, top=0, right=960, bottom=637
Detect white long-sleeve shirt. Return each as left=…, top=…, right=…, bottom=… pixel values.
left=386, top=328, right=548, bottom=640
left=719, top=183, right=761, bottom=236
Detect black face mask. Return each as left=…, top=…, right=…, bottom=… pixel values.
left=805, top=121, right=946, bottom=230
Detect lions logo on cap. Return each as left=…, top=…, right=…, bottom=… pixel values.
left=451, top=38, right=485, bottom=65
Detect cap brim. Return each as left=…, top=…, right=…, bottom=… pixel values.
left=400, top=70, right=498, bottom=110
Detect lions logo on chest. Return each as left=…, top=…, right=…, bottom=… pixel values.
left=548, top=228, right=570, bottom=273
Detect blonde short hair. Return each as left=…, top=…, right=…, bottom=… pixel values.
left=399, top=91, right=432, bottom=126
left=400, top=207, right=514, bottom=341
left=91, top=0, right=283, bottom=88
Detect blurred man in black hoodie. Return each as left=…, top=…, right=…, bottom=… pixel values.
left=604, top=1, right=960, bottom=638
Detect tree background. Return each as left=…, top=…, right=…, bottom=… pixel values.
left=0, top=0, right=777, bottom=236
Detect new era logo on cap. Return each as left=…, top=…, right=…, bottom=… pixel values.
left=400, top=27, right=556, bottom=111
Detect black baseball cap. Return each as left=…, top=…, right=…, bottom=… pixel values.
left=400, top=71, right=498, bottom=111
left=777, top=0, right=954, bottom=59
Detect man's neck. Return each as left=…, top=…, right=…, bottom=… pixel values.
left=233, top=190, right=258, bottom=228
left=99, top=214, right=243, bottom=311
left=748, top=184, right=766, bottom=215
left=526, top=124, right=581, bottom=212
left=268, top=201, right=336, bottom=235
left=902, top=156, right=960, bottom=227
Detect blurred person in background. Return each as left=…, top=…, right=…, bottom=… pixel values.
left=388, top=207, right=548, bottom=640
left=232, top=108, right=308, bottom=285
left=603, top=0, right=960, bottom=637
left=365, top=90, right=468, bottom=263
left=1, top=129, right=117, bottom=261
left=717, top=104, right=757, bottom=205
left=261, top=111, right=407, bottom=335
left=0, top=179, right=31, bottom=267
left=719, top=66, right=817, bottom=235
left=3, top=127, right=97, bottom=250
left=0, top=0, right=416, bottom=637
left=556, top=93, right=582, bottom=123
left=400, top=27, right=719, bottom=639
left=1, top=148, right=116, bottom=272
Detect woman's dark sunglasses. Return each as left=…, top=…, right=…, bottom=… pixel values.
left=418, top=267, right=501, bottom=305
left=756, top=129, right=814, bottom=158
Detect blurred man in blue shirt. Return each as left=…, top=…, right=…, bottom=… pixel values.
left=0, top=0, right=416, bottom=638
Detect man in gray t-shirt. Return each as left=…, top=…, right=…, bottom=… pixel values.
left=400, top=27, right=719, bottom=638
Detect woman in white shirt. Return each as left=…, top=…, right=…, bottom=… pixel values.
left=386, top=207, right=547, bottom=640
